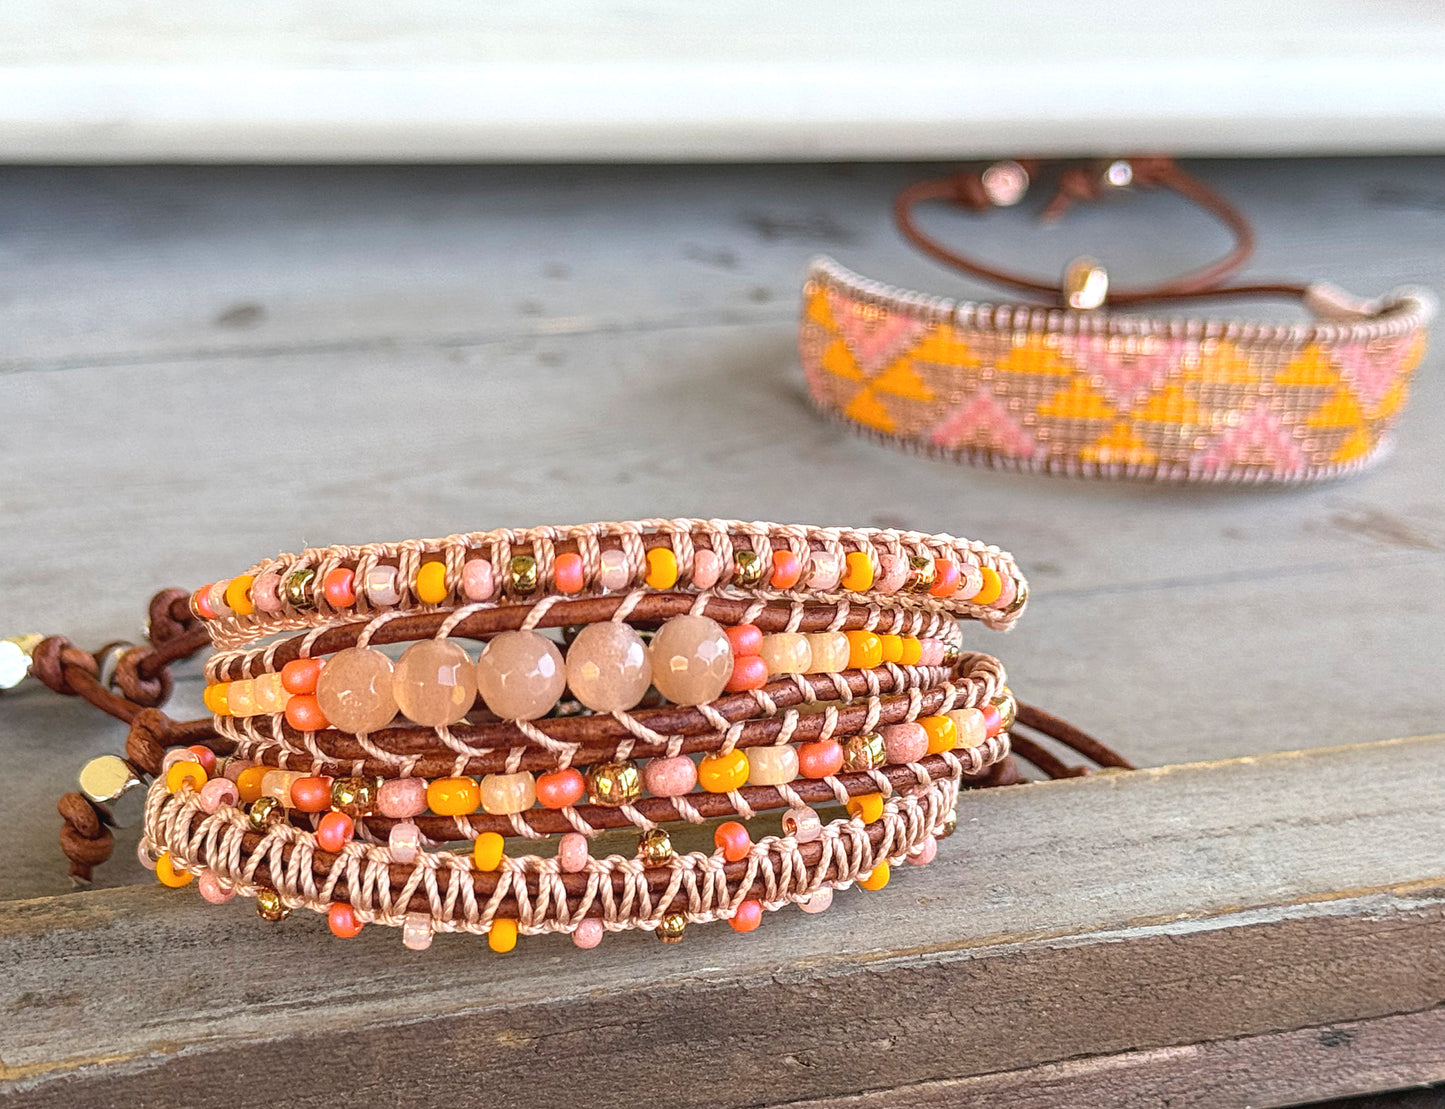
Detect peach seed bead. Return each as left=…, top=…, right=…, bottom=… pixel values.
left=799, top=888, right=833, bottom=913
left=948, top=707, right=988, bottom=747
left=758, top=632, right=811, bottom=676
left=224, top=575, right=255, bottom=617
left=972, top=566, right=1003, bottom=606
left=251, top=572, right=283, bottom=613
left=155, top=852, right=192, bottom=888
left=841, top=551, right=874, bottom=591
left=572, top=919, right=604, bottom=949
left=804, top=632, right=850, bottom=673
left=315, top=647, right=397, bottom=734
left=488, top=919, right=519, bottom=954
left=844, top=631, right=883, bottom=670
left=389, top=821, right=422, bottom=864
left=402, top=912, right=433, bottom=951
left=378, top=777, right=428, bottom=819
left=261, top=769, right=305, bottom=805
left=920, top=714, right=958, bottom=755
left=782, top=806, right=822, bottom=842
left=648, top=615, right=732, bottom=706
left=881, top=722, right=928, bottom=764
left=198, top=776, right=238, bottom=813
left=691, top=548, right=721, bottom=589
left=554, top=551, right=585, bottom=594
left=876, top=555, right=908, bottom=594
left=415, top=561, right=448, bottom=604
left=957, top=562, right=984, bottom=600
left=698, top=749, right=749, bottom=793
left=227, top=680, right=258, bottom=717
left=365, top=565, right=401, bottom=606
left=202, top=682, right=231, bottom=716
left=907, top=836, right=939, bottom=867
left=165, top=760, right=207, bottom=794
left=252, top=671, right=290, bottom=714
left=472, top=831, right=506, bottom=871
left=557, top=831, right=589, bottom=872
left=476, top=630, right=566, bottom=720
left=919, top=638, right=945, bottom=666
left=645, top=547, right=679, bottom=589
left=198, top=869, right=235, bottom=904
left=566, top=622, right=651, bottom=713
left=461, top=558, right=496, bottom=601
left=806, top=550, right=843, bottom=591
left=746, top=744, right=798, bottom=786
left=596, top=548, right=629, bottom=591
left=858, top=861, right=891, bottom=891
left=427, top=776, right=480, bottom=816
left=393, top=640, right=476, bottom=727
left=479, top=771, right=536, bottom=815
left=643, top=755, right=697, bottom=797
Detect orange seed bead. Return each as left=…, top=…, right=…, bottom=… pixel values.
left=236, top=765, right=269, bottom=803
left=645, top=547, right=679, bottom=589
left=290, top=776, right=333, bottom=812
left=554, top=551, right=585, bottom=594
left=899, top=637, right=923, bottom=666
left=841, top=551, right=874, bottom=592
left=697, top=749, right=749, bottom=793
left=714, top=820, right=751, bottom=861
left=284, top=694, right=329, bottom=732
left=202, top=682, right=231, bottom=716
left=844, top=630, right=883, bottom=670
left=488, top=918, right=519, bottom=953
left=857, top=861, right=891, bottom=891
left=155, top=852, right=192, bottom=888
left=166, top=760, right=207, bottom=794
left=328, top=902, right=364, bottom=939
left=770, top=550, right=803, bottom=590
left=535, top=768, right=585, bottom=809
left=846, top=793, right=885, bottom=823
left=973, top=567, right=1003, bottom=606
left=920, top=714, right=958, bottom=754
left=281, top=657, right=324, bottom=695
left=427, top=776, right=480, bottom=816
left=415, top=561, right=449, bottom=605
left=224, top=575, right=255, bottom=617
left=472, top=831, right=506, bottom=871
left=877, top=635, right=904, bottom=665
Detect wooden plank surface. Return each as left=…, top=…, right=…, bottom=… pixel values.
left=4, top=1, right=1445, bottom=160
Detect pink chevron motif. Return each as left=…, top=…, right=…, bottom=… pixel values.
left=827, top=291, right=929, bottom=374
left=929, top=386, right=1039, bottom=459
left=1333, top=335, right=1415, bottom=411
left=1200, top=401, right=1305, bottom=476
left=1071, top=335, right=1184, bottom=409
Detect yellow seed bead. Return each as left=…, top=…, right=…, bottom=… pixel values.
left=878, top=634, right=904, bottom=664
left=844, top=630, right=883, bottom=670
left=202, top=682, right=231, bottom=716
left=973, top=567, right=1003, bottom=606
left=899, top=637, right=923, bottom=666
left=165, top=760, right=208, bottom=793
left=488, top=917, right=518, bottom=953
left=472, top=831, right=506, bottom=871
left=857, top=861, right=891, bottom=891
left=224, top=575, right=256, bottom=617
left=841, top=551, right=874, bottom=592
left=415, top=561, right=449, bottom=605
left=846, top=793, right=885, bottom=823
left=920, top=714, right=958, bottom=755
left=697, top=749, right=749, bottom=793
left=236, top=764, right=270, bottom=803
left=155, top=852, right=192, bottom=888
left=645, top=547, right=679, bottom=589
left=427, top=776, right=480, bottom=816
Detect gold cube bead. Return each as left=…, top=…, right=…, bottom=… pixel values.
left=905, top=555, right=936, bottom=593
left=330, top=775, right=381, bottom=818
left=638, top=828, right=674, bottom=864
left=248, top=796, right=284, bottom=832
left=255, top=888, right=290, bottom=922
left=282, top=568, right=316, bottom=609
left=509, top=554, right=539, bottom=594
left=732, top=550, right=764, bottom=588
left=656, top=912, right=687, bottom=944
left=585, top=760, right=641, bottom=807
left=842, top=732, right=885, bottom=772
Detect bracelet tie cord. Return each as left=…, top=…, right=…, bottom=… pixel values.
left=799, top=157, right=1435, bottom=483
left=19, top=520, right=1133, bottom=952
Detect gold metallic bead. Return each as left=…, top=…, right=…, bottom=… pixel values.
left=638, top=828, right=674, bottom=865
left=255, top=888, right=290, bottom=922
left=1064, top=256, right=1109, bottom=311
left=1004, top=578, right=1029, bottom=618
left=330, top=775, right=381, bottom=818
left=939, top=809, right=959, bottom=838
left=992, top=688, right=1018, bottom=732
left=732, top=550, right=764, bottom=588
left=656, top=912, right=687, bottom=944
left=248, top=796, right=284, bottom=832
left=905, top=555, right=936, bottom=593
left=282, top=568, right=316, bottom=609
left=585, top=760, right=641, bottom=807
left=941, top=644, right=960, bottom=667
left=78, top=754, right=146, bottom=828
left=842, top=732, right=886, bottom=772
left=509, top=554, right=539, bottom=594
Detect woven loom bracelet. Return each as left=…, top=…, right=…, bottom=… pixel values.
left=799, top=158, right=1434, bottom=483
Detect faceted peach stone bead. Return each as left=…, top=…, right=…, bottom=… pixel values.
left=648, top=615, right=732, bottom=706
left=479, top=771, right=537, bottom=815
left=947, top=707, right=988, bottom=747
left=804, top=632, right=850, bottom=674
left=475, top=631, right=566, bottom=720
left=315, top=647, right=398, bottom=734
left=393, top=640, right=477, bottom=727
left=758, top=633, right=811, bottom=676
left=746, top=744, right=798, bottom=786
left=566, top=622, right=651, bottom=712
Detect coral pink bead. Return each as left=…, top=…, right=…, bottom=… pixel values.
left=322, top=568, right=357, bottom=608
left=907, top=836, right=939, bottom=867
left=328, top=902, right=364, bottom=939
left=197, top=869, right=235, bottom=904
left=691, top=548, right=721, bottom=590
left=930, top=560, right=961, bottom=597
left=186, top=745, right=217, bottom=774
left=557, top=832, right=589, bottom=873
left=770, top=550, right=803, bottom=590
left=389, top=821, right=421, bottom=863
left=956, top=562, right=984, bottom=601
left=290, top=776, right=333, bottom=813
left=714, top=821, right=751, bottom=862
left=729, top=899, right=763, bottom=933
left=554, top=551, right=585, bottom=594
left=250, top=573, right=283, bottom=613
left=725, top=623, right=763, bottom=657
left=461, top=559, right=496, bottom=601
left=281, top=657, right=323, bottom=695
left=919, top=638, right=945, bottom=666
left=378, top=777, right=428, bottom=818
left=572, top=918, right=604, bottom=949
left=316, top=811, right=355, bottom=853
left=877, top=555, right=909, bottom=594
left=798, top=739, right=844, bottom=779
left=806, top=551, right=843, bottom=591
left=995, top=573, right=1018, bottom=608
left=535, top=768, right=586, bottom=809
left=597, top=548, right=631, bottom=591
left=799, top=888, right=834, bottom=913
left=198, top=776, right=239, bottom=813
left=193, top=585, right=217, bottom=620
left=881, top=722, right=928, bottom=764
left=982, top=703, right=1003, bottom=736
left=725, top=654, right=768, bottom=693
left=403, top=912, right=433, bottom=951
left=643, top=755, right=697, bottom=797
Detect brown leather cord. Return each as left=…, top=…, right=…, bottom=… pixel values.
left=894, top=156, right=1309, bottom=308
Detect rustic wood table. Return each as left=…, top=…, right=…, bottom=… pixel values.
left=1, top=158, right=1442, bottom=1107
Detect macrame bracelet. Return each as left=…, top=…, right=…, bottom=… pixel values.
left=799, top=158, right=1434, bottom=483
left=23, top=520, right=1135, bottom=953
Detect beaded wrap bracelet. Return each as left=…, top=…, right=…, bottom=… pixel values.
left=799, top=158, right=1434, bottom=483
left=25, top=520, right=1132, bottom=953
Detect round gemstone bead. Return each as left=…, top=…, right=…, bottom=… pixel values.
left=806, top=551, right=843, bottom=591
left=427, top=776, right=480, bottom=816
left=535, top=768, right=585, bottom=809
left=566, top=622, right=651, bottom=713
left=572, top=918, right=604, bottom=949
left=393, top=640, right=476, bottom=727
left=479, top=771, right=536, bottom=815
left=642, top=755, right=697, bottom=797
left=597, top=548, right=631, bottom=591
left=197, top=869, right=235, bottom=904
left=402, top=912, right=433, bottom=951
left=698, top=749, right=749, bottom=793
left=365, top=565, right=401, bottom=606
left=758, top=633, right=810, bottom=676
left=881, top=722, right=928, bottom=764
left=746, top=744, right=798, bottom=786
left=648, top=615, right=732, bottom=706
left=461, top=558, right=496, bottom=601
left=782, top=806, right=822, bottom=842
left=315, top=648, right=397, bottom=734
left=378, top=777, right=427, bottom=818
left=554, top=551, right=585, bottom=594
left=804, top=632, right=850, bottom=673
left=280, top=657, right=323, bottom=695
left=799, top=888, right=833, bottom=913
left=251, top=572, right=283, bottom=613
left=557, top=831, right=589, bottom=872
left=876, top=555, right=909, bottom=594
left=198, top=776, right=238, bottom=814
left=389, top=821, right=422, bottom=864
left=475, top=631, right=566, bottom=720
left=691, top=548, right=721, bottom=589
left=321, top=568, right=356, bottom=608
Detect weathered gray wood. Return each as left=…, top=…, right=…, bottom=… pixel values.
left=3, top=738, right=1445, bottom=1106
